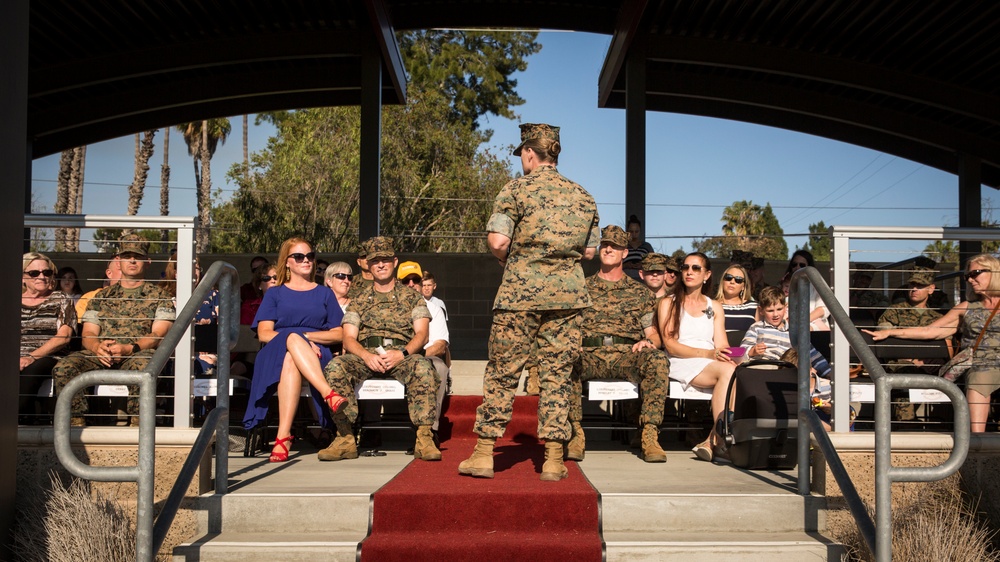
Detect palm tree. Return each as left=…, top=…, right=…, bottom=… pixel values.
left=125, top=130, right=157, bottom=229
left=160, top=126, right=171, bottom=244
left=179, top=118, right=231, bottom=252
left=54, top=146, right=87, bottom=252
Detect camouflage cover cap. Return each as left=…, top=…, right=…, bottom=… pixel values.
left=664, top=256, right=681, bottom=274
left=854, top=263, right=875, bottom=278
left=365, top=236, right=395, bottom=259
left=513, top=123, right=560, bottom=156
left=357, top=240, right=371, bottom=259
left=641, top=252, right=668, bottom=272
left=397, top=261, right=423, bottom=280
left=600, top=225, right=629, bottom=248
left=117, top=234, right=149, bottom=257
left=910, top=266, right=936, bottom=286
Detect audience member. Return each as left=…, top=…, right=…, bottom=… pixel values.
left=239, top=255, right=268, bottom=302
left=158, top=250, right=179, bottom=299
left=658, top=252, right=736, bottom=463
left=639, top=253, right=671, bottom=300
left=740, top=286, right=832, bottom=377
left=778, top=347, right=833, bottom=430
left=192, top=260, right=220, bottom=377
left=622, top=214, right=654, bottom=280
left=321, top=237, right=441, bottom=462
left=323, top=261, right=354, bottom=314
left=346, top=241, right=375, bottom=299
left=240, top=262, right=277, bottom=325
left=57, top=266, right=84, bottom=308
left=20, top=253, right=76, bottom=422
left=715, top=263, right=759, bottom=336
left=784, top=249, right=830, bottom=330
left=242, top=237, right=348, bottom=462
left=732, top=250, right=766, bottom=301
left=400, top=262, right=451, bottom=435
left=568, top=225, right=669, bottom=463
left=314, top=258, right=330, bottom=284
left=75, top=258, right=122, bottom=320
left=849, top=262, right=889, bottom=327
left=420, top=271, right=448, bottom=320
left=52, top=235, right=176, bottom=427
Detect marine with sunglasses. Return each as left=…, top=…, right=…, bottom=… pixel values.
left=52, top=235, right=175, bottom=427
left=20, top=252, right=77, bottom=423
left=867, top=254, right=1000, bottom=433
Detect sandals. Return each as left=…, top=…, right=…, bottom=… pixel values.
left=269, top=435, right=294, bottom=463
left=325, top=390, right=347, bottom=414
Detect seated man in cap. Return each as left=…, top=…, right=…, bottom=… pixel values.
left=639, top=252, right=676, bottom=301
left=53, top=234, right=176, bottom=426
left=320, top=236, right=442, bottom=461
left=568, top=225, right=670, bottom=463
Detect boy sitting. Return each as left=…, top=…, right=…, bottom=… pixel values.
left=740, top=286, right=832, bottom=381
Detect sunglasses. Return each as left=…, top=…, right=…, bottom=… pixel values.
left=332, top=273, right=353, bottom=281
left=791, top=262, right=808, bottom=269
left=289, top=252, right=316, bottom=263
left=723, top=273, right=745, bottom=284
left=25, top=269, right=54, bottom=278
left=260, top=275, right=277, bottom=282
left=403, top=276, right=422, bottom=285
left=965, top=269, right=991, bottom=281
left=680, top=264, right=704, bottom=272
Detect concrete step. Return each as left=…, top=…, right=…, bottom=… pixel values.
left=173, top=531, right=358, bottom=562
left=603, top=531, right=845, bottom=561
left=191, top=493, right=370, bottom=534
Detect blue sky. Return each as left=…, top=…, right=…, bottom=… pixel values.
left=30, top=31, right=995, bottom=261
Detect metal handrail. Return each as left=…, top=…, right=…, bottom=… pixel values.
left=790, top=266, right=970, bottom=562
left=53, top=261, right=239, bottom=561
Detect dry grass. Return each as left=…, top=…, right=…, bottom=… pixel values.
left=837, top=480, right=1000, bottom=562
left=14, top=472, right=135, bottom=562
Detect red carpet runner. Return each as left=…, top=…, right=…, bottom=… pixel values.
left=359, top=395, right=604, bottom=561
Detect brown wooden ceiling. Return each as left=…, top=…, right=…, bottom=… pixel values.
left=27, top=0, right=1000, bottom=186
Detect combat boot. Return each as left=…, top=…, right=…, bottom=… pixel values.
left=525, top=366, right=540, bottom=395
left=318, top=421, right=359, bottom=462
left=641, top=424, right=667, bottom=463
left=565, top=421, right=586, bottom=461
left=458, top=437, right=495, bottom=478
left=413, top=425, right=442, bottom=461
left=540, top=440, right=569, bottom=481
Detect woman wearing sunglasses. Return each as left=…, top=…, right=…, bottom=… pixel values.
left=243, top=237, right=349, bottom=461
left=240, top=262, right=278, bottom=325
left=658, top=252, right=737, bottom=462
left=20, top=252, right=76, bottom=422
left=323, top=261, right=354, bottom=314
left=867, top=254, right=1000, bottom=433
left=714, top=263, right=759, bottom=337
left=784, top=249, right=830, bottom=330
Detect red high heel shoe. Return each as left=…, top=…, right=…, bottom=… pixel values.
left=269, top=435, right=294, bottom=463
left=325, top=390, right=347, bottom=414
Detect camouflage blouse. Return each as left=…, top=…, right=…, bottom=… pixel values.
left=962, top=301, right=1000, bottom=368
left=487, top=164, right=600, bottom=311
left=878, top=302, right=942, bottom=329
left=342, top=281, right=431, bottom=345
left=580, top=275, right=656, bottom=339
left=81, top=281, right=175, bottom=344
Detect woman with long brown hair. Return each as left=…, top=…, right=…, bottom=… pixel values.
left=242, top=237, right=348, bottom=461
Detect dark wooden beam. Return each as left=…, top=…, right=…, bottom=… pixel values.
left=364, top=0, right=407, bottom=105
left=597, top=0, right=649, bottom=107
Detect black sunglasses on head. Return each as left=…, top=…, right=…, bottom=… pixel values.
left=723, top=273, right=745, bottom=284
left=24, top=269, right=54, bottom=278
left=289, top=252, right=316, bottom=263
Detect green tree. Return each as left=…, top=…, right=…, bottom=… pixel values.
left=799, top=221, right=831, bottom=262
left=179, top=119, right=231, bottom=253
left=922, top=240, right=958, bottom=265
left=694, top=200, right=787, bottom=260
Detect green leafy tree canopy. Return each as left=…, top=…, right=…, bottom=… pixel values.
left=694, top=200, right=788, bottom=260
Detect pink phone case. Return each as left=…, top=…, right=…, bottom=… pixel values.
left=727, top=346, right=746, bottom=358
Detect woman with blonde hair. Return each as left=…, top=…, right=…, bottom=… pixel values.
left=323, top=261, right=354, bottom=314
left=868, top=253, right=1000, bottom=433
left=714, top=263, right=759, bottom=336
left=243, top=237, right=348, bottom=461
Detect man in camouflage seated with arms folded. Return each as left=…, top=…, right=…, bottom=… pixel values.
left=53, top=234, right=175, bottom=426
left=567, top=225, right=671, bottom=463
left=319, top=236, right=442, bottom=462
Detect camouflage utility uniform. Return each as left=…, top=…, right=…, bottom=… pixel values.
left=878, top=300, right=944, bottom=419
left=571, top=275, right=671, bottom=427
left=324, top=282, right=439, bottom=426
left=52, top=282, right=175, bottom=415
left=476, top=163, right=600, bottom=441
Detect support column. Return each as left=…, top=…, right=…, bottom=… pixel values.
left=957, top=154, right=982, bottom=264
left=0, top=1, right=28, bottom=557
left=624, top=46, right=646, bottom=228
left=359, top=37, right=383, bottom=240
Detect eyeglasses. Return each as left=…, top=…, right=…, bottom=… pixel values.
left=289, top=252, right=316, bottom=263
left=260, top=275, right=277, bottom=282
left=965, top=269, right=991, bottom=281
left=666, top=269, right=679, bottom=276
left=24, top=269, right=54, bottom=278
left=680, top=264, right=704, bottom=272
left=791, top=262, right=808, bottom=269
left=403, top=276, right=422, bottom=285
left=723, top=273, right=745, bottom=284
left=332, top=273, right=353, bottom=281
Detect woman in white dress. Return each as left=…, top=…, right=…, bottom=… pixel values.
left=658, top=252, right=737, bottom=462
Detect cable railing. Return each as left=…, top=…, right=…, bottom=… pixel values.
left=790, top=266, right=970, bottom=562
left=52, top=260, right=239, bottom=562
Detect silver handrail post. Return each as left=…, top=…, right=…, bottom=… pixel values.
left=791, top=274, right=812, bottom=496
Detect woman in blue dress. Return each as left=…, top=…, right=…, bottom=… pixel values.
left=243, top=237, right=348, bottom=462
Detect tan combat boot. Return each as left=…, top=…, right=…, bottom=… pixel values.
left=565, top=421, right=585, bottom=461
left=458, top=437, right=496, bottom=478
left=540, top=440, right=569, bottom=481
left=641, top=424, right=667, bottom=463
left=318, top=422, right=359, bottom=461
left=413, top=425, right=442, bottom=461
left=525, top=366, right=540, bottom=395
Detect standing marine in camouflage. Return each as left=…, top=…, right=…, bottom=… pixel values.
left=568, top=225, right=671, bottom=463
left=459, top=122, right=600, bottom=481
left=52, top=235, right=175, bottom=426
left=320, top=236, right=442, bottom=462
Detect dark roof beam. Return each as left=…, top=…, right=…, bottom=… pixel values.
left=597, top=0, right=649, bottom=107
left=364, top=0, right=407, bottom=104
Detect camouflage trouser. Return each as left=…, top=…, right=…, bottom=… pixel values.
left=570, top=345, right=671, bottom=427
left=475, top=309, right=582, bottom=441
left=323, top=350, right=440, bottom=426
left=51, top=350, right=155, bottom=415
